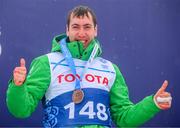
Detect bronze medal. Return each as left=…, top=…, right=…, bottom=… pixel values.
left=72, top=89, right=84, bottom=104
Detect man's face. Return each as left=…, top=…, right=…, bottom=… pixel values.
left=66, top=12, right=97, bottom=48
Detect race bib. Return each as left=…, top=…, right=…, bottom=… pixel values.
left=43, top=88, right=111, bottom=127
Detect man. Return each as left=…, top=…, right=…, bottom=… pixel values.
left=7, top=5, right=172, bottom=127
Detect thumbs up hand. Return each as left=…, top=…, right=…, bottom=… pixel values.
left=13, top=58, right=27, bottom=86
left=154, top=80, right=172, bottom=110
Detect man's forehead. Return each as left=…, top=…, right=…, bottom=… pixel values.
left=69, top=14, right=93, bottom=25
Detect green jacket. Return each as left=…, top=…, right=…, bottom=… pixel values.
left=6, top=34, right=160, bottom=127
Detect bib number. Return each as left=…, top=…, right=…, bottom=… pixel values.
left=64, top=101, right=108, bottom=121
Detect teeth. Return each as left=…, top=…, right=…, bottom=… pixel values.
left=76, top=40, right=86, bottom=44
left=80, top=40, right=85, bottom=43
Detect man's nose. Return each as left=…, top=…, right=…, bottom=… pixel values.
left=78, top=28, right=86, bottom=37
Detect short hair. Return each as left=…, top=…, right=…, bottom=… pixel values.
left=67, top=5, right=97, bottom=28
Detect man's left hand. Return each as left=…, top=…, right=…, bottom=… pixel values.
left=154, top=80, right=172, bottom=110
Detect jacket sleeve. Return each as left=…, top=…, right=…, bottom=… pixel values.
left=110, top=64, right=160, bottom=127
left=6, top=55, right=51, bottom=118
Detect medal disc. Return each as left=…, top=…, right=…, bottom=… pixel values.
left=72, top=89, right=84, bottom=104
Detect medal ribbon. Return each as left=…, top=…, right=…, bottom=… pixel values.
left=60, top=38, right=98, bottom=90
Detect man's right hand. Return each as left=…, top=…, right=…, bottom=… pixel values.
left=13, top=58, right=27, bottom=86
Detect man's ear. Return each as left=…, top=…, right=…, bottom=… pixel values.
left=66, top=25, right=69, bottom=36
left=94, top=25, right=98, bottom=37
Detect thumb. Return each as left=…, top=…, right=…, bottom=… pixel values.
left=20, top=58, right=26, bottom=67
left=156, top=80, right=168, bottom=94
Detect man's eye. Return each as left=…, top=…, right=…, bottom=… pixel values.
left=84, top=26, right=91, bottom=30
left=72, top=26, right=79, bottom=29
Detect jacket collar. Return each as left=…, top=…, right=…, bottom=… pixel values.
left=51, top=34, right=102, bottom=61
